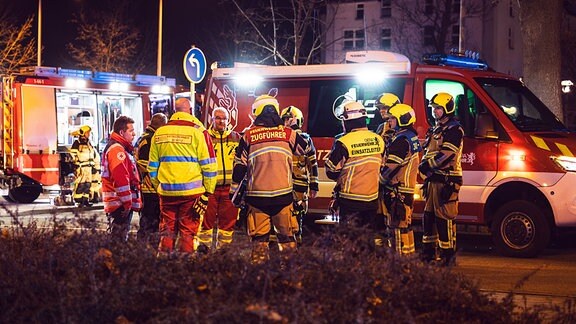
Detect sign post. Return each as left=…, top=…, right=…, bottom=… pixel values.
left=183, top=46, right=207, bottom=111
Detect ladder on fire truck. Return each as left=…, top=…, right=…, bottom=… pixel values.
left=1, top=76, right=14, bottom=172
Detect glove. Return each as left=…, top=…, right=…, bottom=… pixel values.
left=191, top=194, right=209, bottom=220
left=418, top=160, right=433, bottom=178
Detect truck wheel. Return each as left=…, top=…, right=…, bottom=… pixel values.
left=491, top=200, right=550, bottom=258
left=8, top=185, right=42, bottom=204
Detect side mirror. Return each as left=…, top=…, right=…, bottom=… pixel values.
left=475, top=113, right=498, bottom=139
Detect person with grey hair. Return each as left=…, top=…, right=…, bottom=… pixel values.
left=197, top=107, right=242, bottom=252
left=135, top=113, right=168, bottom=244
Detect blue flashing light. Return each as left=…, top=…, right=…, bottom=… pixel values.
left=422, top=52, right=488, bottom=70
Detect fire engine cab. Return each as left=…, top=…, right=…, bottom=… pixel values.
left=202, top=50, right=576, bottom=258
left=1, top=67, right=175, bottom=204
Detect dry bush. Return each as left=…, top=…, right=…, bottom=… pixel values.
left=0, top=210, right=574, bottom=323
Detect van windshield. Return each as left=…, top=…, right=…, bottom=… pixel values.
left=476, top=78, right=568, bottom=132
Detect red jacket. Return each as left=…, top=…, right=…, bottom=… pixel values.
left=101, top=132, right=142, bottom=213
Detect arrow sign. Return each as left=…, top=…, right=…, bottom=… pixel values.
left=183, top=47, right=207, bottom=84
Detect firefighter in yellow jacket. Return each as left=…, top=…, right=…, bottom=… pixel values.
left=280, top=105, right=319, bottom=244
left=231, top=95, right=313, bottom=263
left=70, top=125, right=100, bottom=207
left=197, top=107, right=242, bottom=251
left=418, top=92, right=464, bottom=266
left=325, top=101, right=384, bottom=227
left=375, top=92, right=401, bottom=141
left=379, top=104, right=421, bottom=255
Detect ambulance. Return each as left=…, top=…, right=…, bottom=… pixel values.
left=202, top=51, right=576, bottom=257
left=0, top=66, right=175, bottom=204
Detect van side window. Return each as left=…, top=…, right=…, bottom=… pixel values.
left=307, top=79, right=406, bottom=137
left=425, top=79, right=508, bottom=140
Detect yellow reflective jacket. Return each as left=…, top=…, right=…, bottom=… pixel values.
left=325, top=129, right=384, bottom=202
left=148, top=112, right=217, bottom=196
left=209, top=127, right=241, bottom=186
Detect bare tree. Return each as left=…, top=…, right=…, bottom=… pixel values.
left=0, top=17, right=36, bottom=75
left=393, top=0, right=483, bottom=61
left=228, top=0, right=335, bottom=65
left=67, top=3, right=141, bottom=73
left=519, top=0, right=563, bottom=121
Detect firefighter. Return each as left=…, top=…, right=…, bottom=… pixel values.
left=69, top=125, right=100, bottom=207
left=231, top=94, right=313, bottom=263
left=134, top=113, right=168, bottom=244
left=418, top=92, right=464, bottom=266
left=379, top=104, right=421, bottom=255
left=197, top=107, right=242, bottom=252
left=375, top=92, right=401, bottom=141
left=280, top=105, right=319, bottom=244
left=325, top=101, right=384, bottom=228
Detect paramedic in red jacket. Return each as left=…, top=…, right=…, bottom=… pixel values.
left=101, top=116, right=142, bottom=241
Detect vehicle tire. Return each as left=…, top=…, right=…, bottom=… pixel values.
left=8, top=184, right=42, bottom=204
left=491, top=200, right=551, bottom=258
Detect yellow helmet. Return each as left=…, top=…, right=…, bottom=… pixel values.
left=70, top=125, right=92, bottom=137
left=252, top=94, right=279, bottom=117
left=280, top=106, right=304, bottom=127
left=376, top=93, right=400, bottom=109
left=430, top=92, right=455, bottom=115
left=342, top=101, right=367, bottom=121
left=388, top=104, right=416, bottom=127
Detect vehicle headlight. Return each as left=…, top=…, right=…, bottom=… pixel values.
left=552, top=156, right=576, bottom=172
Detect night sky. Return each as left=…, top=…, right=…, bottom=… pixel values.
left=5, top=0, right=224, bottom=86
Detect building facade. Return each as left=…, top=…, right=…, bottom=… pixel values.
left=323, top=0, right=524, bottom=78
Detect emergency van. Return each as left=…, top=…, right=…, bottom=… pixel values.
left=202, top=51, right=576, bottom=258
left=0, top=66, right=175, bottom=204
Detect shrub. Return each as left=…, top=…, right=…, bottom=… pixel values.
left=0, top=210, right=574, bottom=323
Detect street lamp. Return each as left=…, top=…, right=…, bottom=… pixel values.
left=37, top=0, right=42, bottom=66
left=157, top=0, right=163, bottom=76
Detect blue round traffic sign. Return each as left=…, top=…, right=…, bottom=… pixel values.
left=183, top=48, right=207, bottom=84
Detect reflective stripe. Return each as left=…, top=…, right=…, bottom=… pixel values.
left=199, top=157, right=217, bottom=165
left=161, top=180, right=204, bottom=192
left=116, top=184, right=131, bottom=192
left=149, top=161, right=160, bottom=168
left=160, top=156, right=197, bottom=163
left=204, top=171, right=218, bottom=177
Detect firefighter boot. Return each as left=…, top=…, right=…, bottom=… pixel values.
left=440, top=248, right=456, bottom=267
left=421, top=242, right=438, bottom=263
left=278, top=241, right=297, bottom=270
left=251, top=242, right=270, bottom=265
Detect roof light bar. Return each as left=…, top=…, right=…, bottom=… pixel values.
left=423, top=50, right=488, bottom=70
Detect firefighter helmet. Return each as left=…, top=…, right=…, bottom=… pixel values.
left=376, top=93, right=400, bottom=109
left=281, top=106, right=304, bottom=127
left=252, top=94, right=280, bottom=117
left=70, top=125, right=91, bottom=137
left=430, top=92, right=455, bottom=115
left=342, top=101, right=367, bottom=121
left=388, top=104, right=416, bottom=127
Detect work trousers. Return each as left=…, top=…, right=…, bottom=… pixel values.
left=158, top=194, right=202, bottom=254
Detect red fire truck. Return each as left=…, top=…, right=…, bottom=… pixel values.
left=0, top=66, right=175, bottom=204
left=202, top=51, right=576, bottom=257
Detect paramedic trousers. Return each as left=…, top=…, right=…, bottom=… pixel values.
left=158, top=194, right=202, bottom=254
